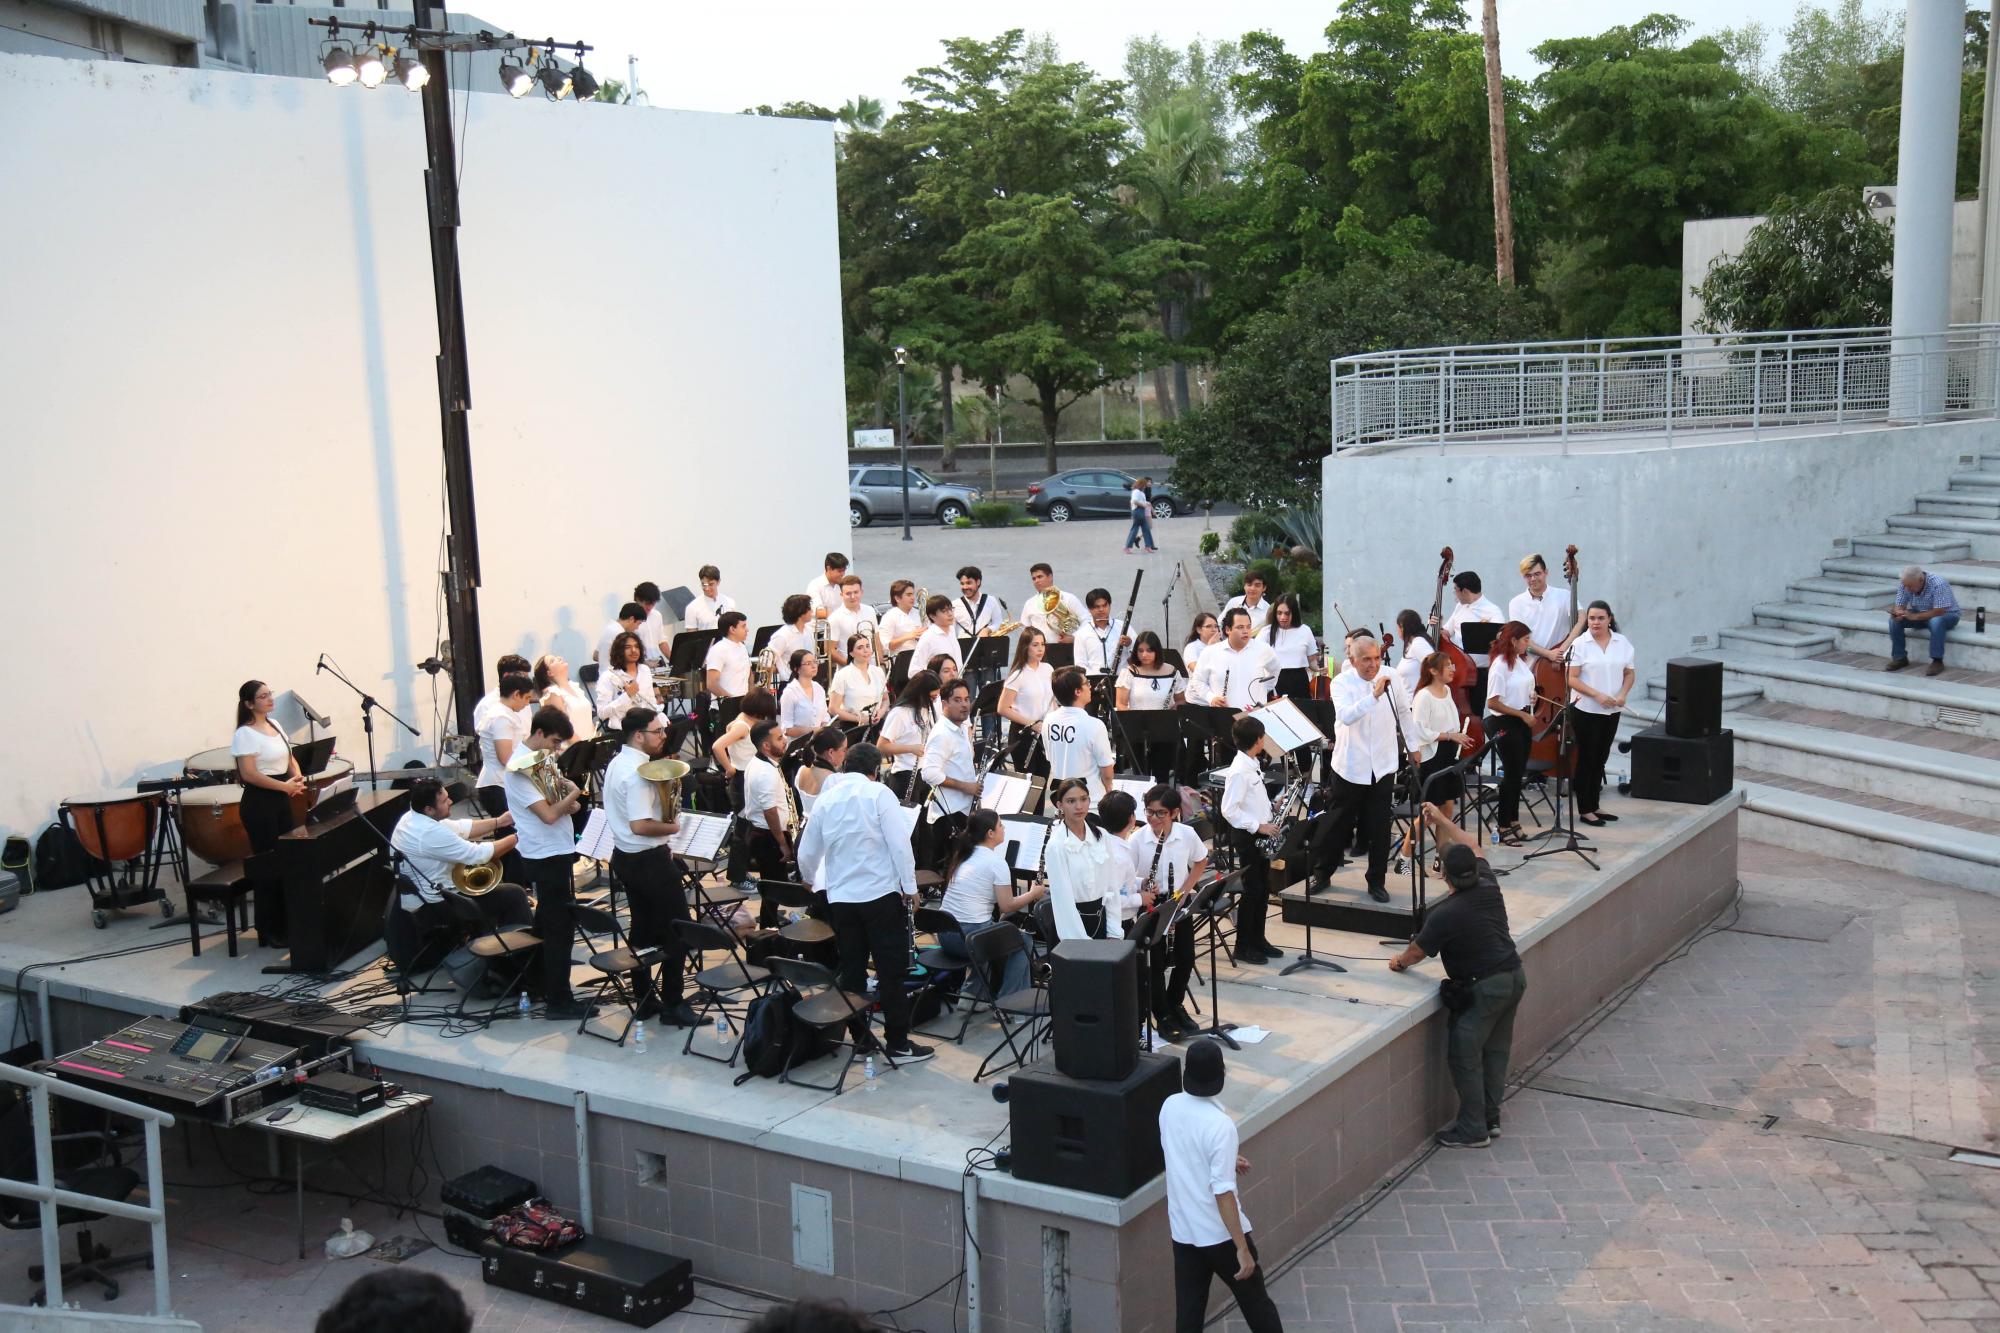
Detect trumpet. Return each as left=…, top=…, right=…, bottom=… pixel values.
left=637, top=756, right=690, bottom=825
left=506, top=745, right=578, bottom=807
left=1041, top=588, right=1081, bottom=637
left=980, top=619, right=1022, bottom=638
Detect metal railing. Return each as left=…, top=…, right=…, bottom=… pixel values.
left=1330, top=324, right=2000, bottom=453
left=0, top=1060, right=174, bottom=1316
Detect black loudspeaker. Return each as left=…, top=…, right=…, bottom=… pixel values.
left=1664, top=657, right=1723, bottom=738
left=1050, top=939, right=1139, bottom=1081
left=1007, top=1053, right=1182, bottom=1196
left=1627, top=725, right=1734, bottom=805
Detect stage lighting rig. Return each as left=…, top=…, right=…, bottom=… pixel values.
left=309, top=16, right=597, bottom=103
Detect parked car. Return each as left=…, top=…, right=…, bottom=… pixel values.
left=1023, top=469, right=1180, bottom=524
left=848, top=464, right=981, bottom=528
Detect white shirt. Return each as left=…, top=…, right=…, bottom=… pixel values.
left=1022, top=589, right=1087, bottom=640
left=1508, top=587, right=1574, bottom=653
left=705, top=638, right=752, bottom=698
left=542, top=679, right=596, bottom=741
left=1330, top=666, right=1417, bottom=785
left=390, top=810, right=491, bottom=905
left=767, top=624, right=812, bottom=684
left=1117, top=667, right=1184, bottom=711
left=1193, top=640, right=1277, bottom=709
left=1129, top=821, right=1205, bottom=898
left=826, top=604, right=878, bottom=660
left=602, top=743, right=670, bottom=853
left=1220, top=750, right=1271, bottom=834
left=1265, top=625, right=1316, bottom=672
left=1396, top=634, right=1435, bottom=697
left=1075, top=619, right=1126, bottom=674
left=1105, top=834, right=1144, bottom=925
left=919, top=716, right=978, bottom=817
left=942, top=843, right=1013, bottom=928
left=686, top=591, right=735, bottom=631
left=796, top=771, right=916, bottom=904
left=1223, top=594, right=1272, bottom=634
left=912, top=622, right=964, bottom=674
left=593, top=620, right=631, bottom=676
left=1486, top=655, right=1537, bottom=713
left=952, top=592, right=999, bottom=637
left=805, top=574, right=846, bottom=615
left=830, top=663, right=887, bottom=720
left=1442, top=596, right=1503, bottom=650
left=504, top=763, right=575, bottom=860
left=743, top=756, right=795, bottom=837
left=1129, top=487, right=1148, bottom=512
left=1043, top=821, right=1122, bottom=940
left=594, top=665, right=658, bottom=729
left=878, top=605, right=924, bottom=653
left=780, top=679, right=830, bottom=734
left=1409, top=686, right=1463, bottom=764
left=1570, top=631, right=1636, bottom=715
left=1041, top=705, right=1114, bottom=802
left=639, top=607, right=670, bottom=665
left=1181, top=639, right=1216, bottom=675
left=1160, top=1092, right=1248, bottom=1248
left=231, top=725, right=291, bottom=778
left=476, top=705, right=528, bottom=789
left=1002, top=663, right=1055, bottom=729
left=878, top=705, right=931, bottom=773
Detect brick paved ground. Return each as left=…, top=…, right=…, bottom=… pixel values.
left=1235, top=841, right=2000, bottom=1332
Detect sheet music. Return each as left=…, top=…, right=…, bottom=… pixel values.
left=574, top=808, right=616, bottom=861
left=1000, top=817, right=1050, bottom=874
left=670, top=812, right=733, bottom=861
left=1246, top=696, right=1325, bottom=751
left=980, top=773, right=1033, bottom=815
left=1112, top=777, right=1154, bottom=804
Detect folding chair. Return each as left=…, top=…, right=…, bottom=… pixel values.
left=755, top=879, right=834, bottom=955
left=572, top=903, right=655, bottom=1045
left=443, top=893, right=543, bottom=1017
left=762, top=957, right=890, bottom=1094
left=972, top=928, right=1052, bottom=1083
left=381, top=893, right=452, bottom=1011
left=909, top=908, right=973, bottom=1041
left=671, top=919, right=771, bottom=1067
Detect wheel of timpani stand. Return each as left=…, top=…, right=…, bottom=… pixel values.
left=61, top=789, right=162, bottom=864
left=178, top=784, right=251, bottom=865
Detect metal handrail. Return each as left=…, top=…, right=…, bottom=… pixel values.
left=0, top=1060, right=174, bottom=1316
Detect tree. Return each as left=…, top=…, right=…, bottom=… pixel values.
left=1692, top=187, right=1893, bottom=333
left=1480, top=0, right=1516, bottom=286
left=838, top=96, right=885, bottom=133
left=742, top=100, right=838, bottom=120
left=1161, top=252, right=1547, bottom=506
left=590, top=78, right=635, bottom=105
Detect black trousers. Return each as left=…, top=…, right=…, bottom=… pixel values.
left=1275, top=667, right=1311, bottom=702
left=611, top=846, right=690, bottom=1009
left=826, top=892, right=911, bottom=1047
left=1311, top=771, right=1394, bottom=889
left=1173, top=1233, right=1282, bottom=1333
left=520, top=852, right=577, bottom=1005
left=1227, top=830, right=1270, bottom=954
left=475, top=785, right=506, bottom=817
left=1569, top=708, right=1620, bottom=815
left=738, top=827, right=792, bottom=926
left=1141, top=910, right=1198, bottom=1015
left=241, top=784, right=299, bottom=946
left=919, top=809, right=968, bottom=877
left=1486, top=714, right=1531, bottom=827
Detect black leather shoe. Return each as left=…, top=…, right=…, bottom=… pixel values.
left=633, top=995, right=663, bottom=1022
left=1232, top=950, right=1270, bottom=966
left=661, top=1002, right=701, bottom=1028
left=1367, top=884, right=1391, bottom=904
left=1307, top=876, right=1332, bottom=896
left=1260, top=945, right=1286, bottom=959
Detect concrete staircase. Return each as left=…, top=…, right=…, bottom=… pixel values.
left=1624, top=451, right=2000, bottom=893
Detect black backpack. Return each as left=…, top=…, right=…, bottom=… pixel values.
left=33, top=823, right=103, bottom=891
left=733, top=991, right=840, bottom=1085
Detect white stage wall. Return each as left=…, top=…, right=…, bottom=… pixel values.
left=0, top=52, right=846, bottom=839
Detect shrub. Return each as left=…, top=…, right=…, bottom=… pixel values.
left=971, top=500, right=1023, bottom=528
left=1011, top=516, right=1040, bottom=527
left=1287, top=568, right=1324, bottom=634
left=1226, top=511, right=1284, bottom=558
left=952, top=517, right=974, bottom=529
left=1198, top=531, right=1220, bottom=557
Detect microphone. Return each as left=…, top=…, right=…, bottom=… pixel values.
left=315, top=653, right=326, bottom=675
left=416, top=657, right=448, bottom=676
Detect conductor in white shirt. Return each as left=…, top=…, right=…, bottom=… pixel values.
left=1309, top=634, right=1420, bottom=904
left=602, top=708, right=698, bottom=1026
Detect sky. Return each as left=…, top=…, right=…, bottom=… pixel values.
left=455, top=0, right=1867, bottom=116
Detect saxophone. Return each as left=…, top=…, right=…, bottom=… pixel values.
left=1042, top=587, right=1081, bottom=637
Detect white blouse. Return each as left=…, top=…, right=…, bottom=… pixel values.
left=780, top=679, right=830, bottom=734
left=1043, top=822, right=1124, bottom=941
left=829, top=663, right=887, bottom=720
left=878, top=705, right=930, bottom=773
left=1117, top=667, right=1184, bottom=711
left=1265, top=625, right=1316, bottom=672
left=594, top=665, right=658, bottom=728
left=1408, top=686, right=1463, bottom=763
left=878, top=606, right=924, bottom=652
left=1003, top=663, right=1054, bottom=727
left=542, top=679, right=596, bottom=741
left=1181, top=639, right=1216, bottom=675
left=1485, top=656, right=1538, bottom=713
left=942, top=843, right=1014, bottom=929
left=231, top=724, right=291, bottom=778
left=1570, top=632, right=1636, bottom=716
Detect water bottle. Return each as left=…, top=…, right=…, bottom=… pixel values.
left=632, top=1020, right=647, bottom=1054
left=517, top=992, right=532, bottom=1019
left=863, top=1055, right=878, bottom=1092
left=713, top=1013, right=729, bottom=1047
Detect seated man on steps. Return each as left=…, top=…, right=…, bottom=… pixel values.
left=1885, top=565, right=1960, bottom=678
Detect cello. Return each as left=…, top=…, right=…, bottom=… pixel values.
left=1428, top=548, right=1485, bottom=757
left=1529, top=545, right=1580, bottom=777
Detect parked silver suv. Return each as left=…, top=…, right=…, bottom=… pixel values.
left=848, top=464, right=981, bottom=528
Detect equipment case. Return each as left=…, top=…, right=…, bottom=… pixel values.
left=480, top=1235, right=693, bottom=1327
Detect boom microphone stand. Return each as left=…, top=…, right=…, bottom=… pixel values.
left=315, top=654, right=422, bottom=791
left=1522, top=635, right=1598, bottom=870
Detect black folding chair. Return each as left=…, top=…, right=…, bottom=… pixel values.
left=762, top=957, right=889, bottom=1094
left=572, top=903, right=655, bottom=1045
left=755, top=879, right=834, bottom=954
left=443, top=893, right=543, bottom=1017
left=381, top=893, right=452, bottom=1011
left=972, top=928, right=1052, bottom=1082
left=670, top=919, right=771, bottom=1067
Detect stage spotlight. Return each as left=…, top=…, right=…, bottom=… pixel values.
left=499, top=60, right=533, bottom=98
left=395, top=54, right=429, bottom=91
left=570, top=62, right=599, bottom=101
left=355, top=45, right=387, bottom=88
left=323, top=46, right=358, bottom=86
left=537, top=59, right=572, bottom=100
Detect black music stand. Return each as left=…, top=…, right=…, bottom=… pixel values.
left=1116, top=709, right=1183, bottom=785
left=751, top=624, right=780, bottom=656
left=668, top=629, right=717, bottom=678
left=1460, top=623, right=1500, bottom=714
left=1159, top=649, right=1188, bottom=674
left=1179, top=704, right=1238, bottom=776
left=661, top=585, right=695, bottom=621
left=1523, top=647, right=1599, bottom=871
left=1043, top=643, right=1075, bottom=670
left=963, top=636, right=1010, bottom=676
left=1187, top=873, right=1242, bottom=1049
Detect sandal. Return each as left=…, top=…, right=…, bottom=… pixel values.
left=1498, top=826, right=1526, bottom=847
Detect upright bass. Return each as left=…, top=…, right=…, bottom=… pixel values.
left=1428, top=548, right=1485, bottom=757
left=1529, top=545, right=1579, bottom=777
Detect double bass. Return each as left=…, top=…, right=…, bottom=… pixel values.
left=1428, top=548, right=1485, bottom=757
left=1529, top=545, right=1580, bottom=777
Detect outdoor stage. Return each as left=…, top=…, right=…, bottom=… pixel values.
left=0, top=791, right=1741, bottom=1332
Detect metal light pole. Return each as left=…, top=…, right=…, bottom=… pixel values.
left=896, top=345, right=912, bottom=542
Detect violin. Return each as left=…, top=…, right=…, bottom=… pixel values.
left=1429, top=548, right=1485, bottom=757
left=1529, top=545, right=1580, bottom=777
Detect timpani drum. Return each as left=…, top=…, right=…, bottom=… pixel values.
left=178, top=784, right=251, bottom=865
left=183, top=746, right=239, bottom=784
left=61, top=789, right=162, bottom=864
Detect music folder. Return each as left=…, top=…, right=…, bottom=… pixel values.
left=1245, top=697, right=1326, bottom=752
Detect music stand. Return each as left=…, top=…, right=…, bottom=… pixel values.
left=751, top=624, right=780, bottom=655
left=1244, top=697, right=1326, bottom=752
left=661, top=585, right=695, bottom=622
left=1187, top=872, right=1242, bottom=1049
left=1459, top=622, right=1500, bottom=714
left=1159, top=649, right=1187, bottom=674
left=1043, top=643, right=1075, bottom=670
left=963, top=636, right=1010, bottom=675
left=1116, top=709, right=1183, bottom=785
left=1179, top=704, right=1237, bottom=775
left=887, top=649, right=915, bottom=695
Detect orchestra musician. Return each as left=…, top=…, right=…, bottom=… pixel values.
left=633, top=581, right=671, bottom=668
left=918, top=678, right=981, bottom=869
left=927, top=654, right=961, bottom=688
left=829, top=634, right=887, bottom=728
left=1220, top=715, right=1282, bottom=965
left=1263, top=594, right=1316, bottom=701
left=740, top=719, right=799, bottom=919
left=502, top=705, right=588, bottom=1019
left=825, top=575, right=878, bottom=669
left=593, top=602, right=646, bottom=680
left=1308, top=633, right=1419, bottom=904
left=1397, top=653, right=1477, bottom=874
left=878, top=580, right=925, bottom=658
left=911, top=594, right=965, bottom=676
left=937, top=810, right=1042, bottom=998
left=805, top=552, right=850, bottom=619
left=768, top=595, right=816, bottom=686
left=533, top=654, right=596, bottom=741
left=1023, top=563, right=1086, bottom=643
left=601, top=709, right=698, bottom=1026
left=1129, top=785, right=1209, bottom=1040
left=475, top=671, right=535, bottom=817
left=234, top=679, right=307, bottom=945
left=1483, top=621, right=1537, bottom=846
left=1181, top=612, right=1220, bottom=679
left=709, top=688, right=779, bottom=815
left=795, top=725, right=848, bottom=817
left=1096, top=790, right=1150, bottom=950
left=1041, top=778, right=1123, bottom=940
left=1193, top=608, right=1277, bottom=710
left=779, top=650, right=831, bottom=741
left=704, top=611, right=753, bottom=700
left=952, top=566, right=1002, bottom=637
left=1436, top=571, right=1502, bottom=650
left=1043, top=667, right=1115, bottom=802
left=1222, top=572, right=1272, bottom=634
left=1394, top=610, right=1433, bottom=697
left=1566, top=600, right=1635, bottom=828
left=1117, top=631, right=1186, bottom=783
left=1075, top=588, right=1130, bottom=676
left=686, top=564, right=736, bottom=631
left=1508, top=553, right=1582, bottom=663
left=594, top=631, right=659, bottom=730
left=388, top=778, right=530, bottom=941
left=877, top=671, right=939, bottom=801
left=998, top=628, right=1054, bottom=769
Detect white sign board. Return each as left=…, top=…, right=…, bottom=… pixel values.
left=853, top=428, right=895, bottom=450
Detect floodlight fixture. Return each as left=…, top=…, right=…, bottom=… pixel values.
left=323, top=46, right=357, bottom=86
left=395, top=54, right=429, bottom=91
left=569, top=60, right=599, bottom=102
left=499, top=60, right=533, bottom=98
left=355, top=44, right=387, bottom=88
left=536, top=55, right=572, bottom=100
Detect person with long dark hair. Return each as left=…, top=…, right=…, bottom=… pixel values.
left=1264, top=594, right=1316, bottom=701
left=595, top=630, right=658, bottom=730
left=998, top=628, right=1053, bottom=771
left=1567, top=600, right=1635, bottom=827
left=233, top=679, right=306, bottom=945
left=1394, top=609, right=1433, bottom=696
left=1483, top=621, right=1537, bottom=846
left=1117, top=631, right=1185, bottom=783
left=1397, top=652, right=1477, bottom=873
left=937, top=809, right=1043, bottom=998
left=795, top=726, right=848, bottom=817
left=1125, top=476, right=1159, bottom=553
left=877, top=670, right=939, bottom=801
left=1041, top=778, right=1121, bottom=940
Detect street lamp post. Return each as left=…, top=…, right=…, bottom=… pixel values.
left=895, top=345, right=911, bottom=542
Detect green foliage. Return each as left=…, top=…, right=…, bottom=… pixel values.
left=1268, top=499, right=1323, bottom=563
left=1231, top=559, right=1284, bottom=598
left=1012, top=516, right=1042, bottom=527
left=1225, top=510, right=1285, bottom=558
left=1693, top=188, right=1894, bottom=333
left=970, top=500, right=1025, bottom=528
left=1287, top=569, right=1325, bottom=634
left=952, top=517, right=974, bottom=529
left=1198, top=530, right=1221, bottom=557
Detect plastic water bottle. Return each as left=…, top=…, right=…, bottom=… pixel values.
left=863, top=1055, right=878, bottom=1092
left=517, top=992, right=532, bottom=1019
left=713, top=1013, right=729, bottom=1047
left=632, top=1020, right=647, bottom=1054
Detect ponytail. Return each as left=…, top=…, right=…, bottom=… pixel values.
left=236, top=679, right=264, bottom=729
left=945, top=809, right=1001, bottom=885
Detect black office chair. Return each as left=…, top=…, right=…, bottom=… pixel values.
left=0, top=1092, right=149, bottom=1304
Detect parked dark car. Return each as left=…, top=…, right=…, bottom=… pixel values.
left=1022, top=470, right=1179, bottom=524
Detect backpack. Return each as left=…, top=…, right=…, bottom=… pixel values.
left=33, top=823, right=103, bottom=891
left=734, top=992, right=798, bottom=1083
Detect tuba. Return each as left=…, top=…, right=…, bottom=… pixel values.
left=451, top=861, right=503, bottom=896
left=637, top=756, right=690, bottom=825
left=1042, top=587, right=1081, bottom=636
left=506, top=746, right=577, bottom=806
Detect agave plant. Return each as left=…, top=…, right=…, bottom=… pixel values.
left=1268, top=499, right=1322, bottom=566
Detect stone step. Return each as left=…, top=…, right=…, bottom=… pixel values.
left=1980, top=452, right=2000, bottom=473
left=1716, top=624, right=1837, bottom=659
left=1914, top=491, right=2000, bottom=519
left=1886, top=513, right=2000, bottom=560
left=1949, top=469, right=2000, bottom=491
left=1750, top=603, right=2000, bottom=672
left=1695, top=650, right=2000, bottom=739
left=1847, top=532, right=1973, bottom=562
left=1784, top=576, right=1898, bottom=609
left=1818, top=556, right=2000, bottom=593
left=1736, top=780, right=2000, bottom=896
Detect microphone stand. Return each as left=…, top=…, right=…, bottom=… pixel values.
left=1523, top=634, right=1599, bottom=870
left=316, top=655, right=421, bottom=792
left=1158, top=561, right=1183, bottom=653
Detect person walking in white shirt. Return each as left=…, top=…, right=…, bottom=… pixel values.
left=1220, top=716, right=1283, bottom=964
left=1566, top=601, right=1635, bottom=827
left=1193, top=609, right=1278, bottom=710
left=795, top=745, right=933, bottom=1063
left=1308, top=634, right=1419, bottom=904
left=685, top=564, right=736, bottom=631
left=1041, top=668, right=1115, bottom=802
left=1161, top=1039, right=1284, bottom=1333
left=1507, top=553, right=1580, bottom=663
left=601, top=709, right=697, bottom=1026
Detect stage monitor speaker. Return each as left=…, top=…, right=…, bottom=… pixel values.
left=1627, top=725, right=1734, bottom=805
left=1050, top=939, right=1139, bottom=1082
left=1664, top=658, right=1723, bottom=738
left=1007, top=1053, right=1182, bottom=1197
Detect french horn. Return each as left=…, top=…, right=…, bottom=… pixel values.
left=1042, top=587, right=1081, bottom=636
left=637, top=756, right=691, bottom=825
left=451, top=861, right=503, bottom=895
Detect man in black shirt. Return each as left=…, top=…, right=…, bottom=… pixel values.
left=1389, top=804, right=1527, bottom=1148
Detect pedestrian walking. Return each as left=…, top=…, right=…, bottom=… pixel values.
left=1125, top=476, right=1159, bottom=553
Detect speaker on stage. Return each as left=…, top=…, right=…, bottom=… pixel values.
left=1007, top=1053, right=1182, bottom=1197
left=1050, top=939, right=1139, bottom=1081
left=1664, top=658, right=1723, bottom=738
left=1627, top=725, right=1733, bottom=804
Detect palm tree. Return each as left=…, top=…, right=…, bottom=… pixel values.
left=838, top=95, right=885, bottom=133
left=1125, top=92, right=1230, bottom=420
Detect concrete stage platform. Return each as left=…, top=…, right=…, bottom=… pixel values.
left=0, top=792, right=1741, bottom=1331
